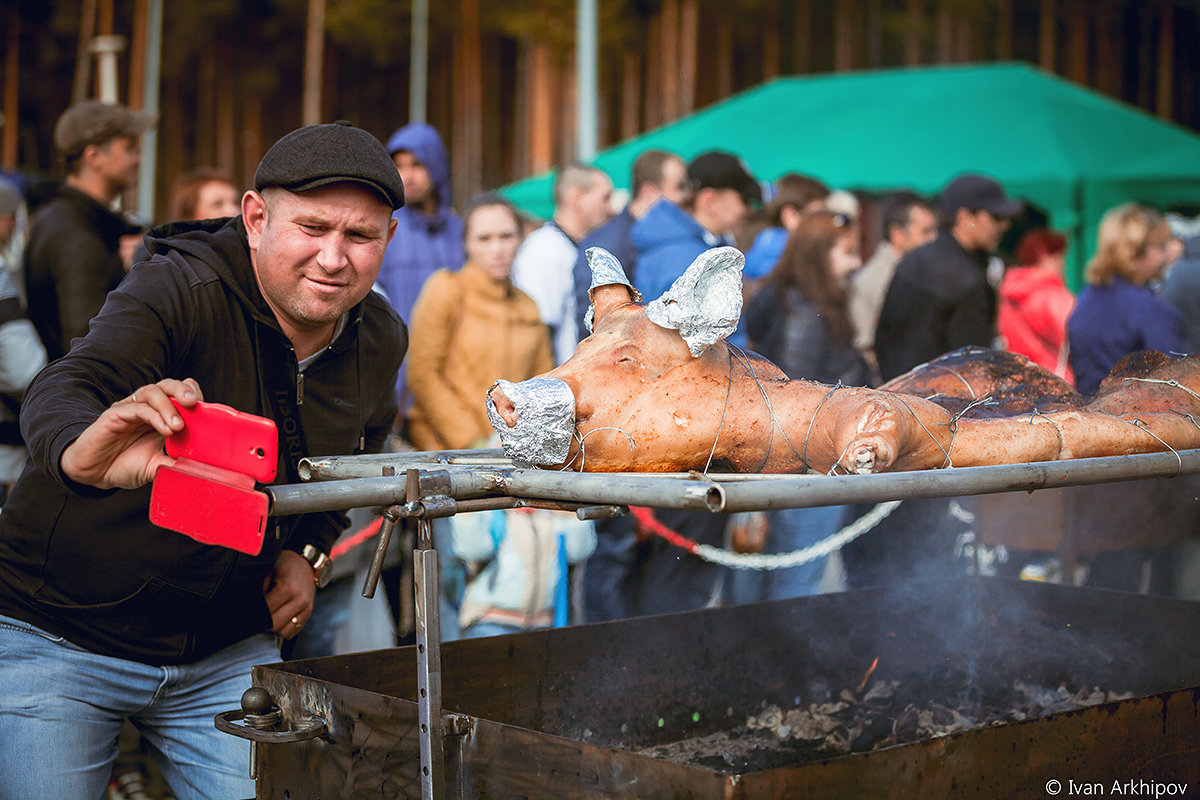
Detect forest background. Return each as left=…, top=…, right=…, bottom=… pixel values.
left=2, top=0, right=1198, bottom=224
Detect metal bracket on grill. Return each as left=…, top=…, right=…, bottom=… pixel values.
left=214, top=687, right=327, bottom=779
left=214, top=708, right=327, bottom=743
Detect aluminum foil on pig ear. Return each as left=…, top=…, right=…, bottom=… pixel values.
left=584, top=247, right=642, bottom=333
left=644, top=246, right=745, bottom=356
left=486, top=377, right=576, bottom=468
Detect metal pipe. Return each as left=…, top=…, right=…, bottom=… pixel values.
left=268, top=470, right=502, bottom=515
left=409, top=0, right=428, bottom=124
left=272, top=449, right=1200, bottom=517
left=499, top=469, right=720, bottom=510
left=710, top=450, right=1200, bottom=513
left=414, top=544, right=444, bottom=799
left=362, top=513, right=397, bottom=599
left=90, top=34, right=126, bottom=103
left=576, top=0, right=598, bottom=162
left=136, top=0, right=162, bottom=222
left=299, top=449, right=509, bottom=480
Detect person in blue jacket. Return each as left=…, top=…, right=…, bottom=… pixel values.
left=631, top=151, right=760, bottom=302
left=1068, top=203, right=1186, bottom=397
left=375, top=122, right=465, bottom=417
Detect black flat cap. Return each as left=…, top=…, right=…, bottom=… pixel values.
left=254, top=121, right=405, bottom=210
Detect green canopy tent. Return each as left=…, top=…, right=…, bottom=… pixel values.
left=500, top=62, right=1200, bottom=288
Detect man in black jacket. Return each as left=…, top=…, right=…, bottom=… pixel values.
left=24, top=100, right=156, bottom=360
left=874, top=173, right=1023, bottom=382
left=0, top=122, right=406, bottom=800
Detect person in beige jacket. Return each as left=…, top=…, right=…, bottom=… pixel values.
left=407, top=194, right=554, bottom=451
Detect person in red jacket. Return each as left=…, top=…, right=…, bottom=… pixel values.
left=998, top=228, right=1075, bottom=384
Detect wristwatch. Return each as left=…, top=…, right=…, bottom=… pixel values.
left=301, top=544, right=332, bottom=588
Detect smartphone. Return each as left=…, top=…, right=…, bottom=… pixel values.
left=150, top=399, right=279, bottom=556
left=164, top=398, right=278, bottom=483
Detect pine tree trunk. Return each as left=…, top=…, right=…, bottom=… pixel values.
left=2, top=4, right=19, bottom=169
left=1039, top=0, right=1057, bottom=72
left=905, top=0, right=922, bottom=66
left=453, top=0, right=484, bottom=201
left=303, top=0, right=325, bottom=126
left=1157, top=0, right=1174, bottom=119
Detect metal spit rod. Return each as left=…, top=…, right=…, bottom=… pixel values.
left=270, top=449, right=1200, bottom=517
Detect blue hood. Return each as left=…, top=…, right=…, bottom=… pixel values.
left=386, top=122, right=453, bottom=210
left=630, top=200, right=705, bottom=253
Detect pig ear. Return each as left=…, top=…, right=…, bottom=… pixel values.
left=585, top=247, right=643, bottom=332
left=644, top=246, right=745, bottom=357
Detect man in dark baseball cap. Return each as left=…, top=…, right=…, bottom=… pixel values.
left=940, top=173, right=1024, bottom=221
left=875, top=171, right=1026, bottom=383
left=631, top=149, right=762, bottom=301
left=0, top=120, right=406, bottom=799
left=686, top=150, right=762, bottom=208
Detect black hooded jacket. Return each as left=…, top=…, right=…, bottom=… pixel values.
left=0, top=215, right=405, bottom=665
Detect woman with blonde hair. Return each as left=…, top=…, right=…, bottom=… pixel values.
left=1068, top=202, right=1185, bottom=396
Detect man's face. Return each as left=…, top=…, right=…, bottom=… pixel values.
left=968, top=209, right=1011, bottom=253
left=95, top=136, right=141, bottom=192
left=392, top=151, right=434, bottom=208
left=955, top=208, right=1010, bottom=253
left=658, top=158, right=689, bottom=205
left=707, top=188, right=752, bottom=236
left=245, top=183, right=397, bottom=339
left=893, top=205, right=937, bottom=254
left=574, top=174, right=614, bottom=233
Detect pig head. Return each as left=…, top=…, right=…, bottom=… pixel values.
left=486, top=247, right=960, bottom=474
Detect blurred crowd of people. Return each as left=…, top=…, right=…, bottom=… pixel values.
left=3, top=96, right=1200, bottom=795
left=4, top=100, right=1200, bottom=634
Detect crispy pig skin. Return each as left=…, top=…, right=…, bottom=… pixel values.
left=882, top=347, right=1084, bottom=418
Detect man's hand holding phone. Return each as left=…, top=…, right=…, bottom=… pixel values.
left=147, top=393, right=279, bottom=556
left=62, top=378, right=204, bottom=490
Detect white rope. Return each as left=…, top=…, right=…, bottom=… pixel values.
left=691, top=500, right=903, bottom=570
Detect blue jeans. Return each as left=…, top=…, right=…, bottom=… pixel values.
left=0, top=614, right=279, bottom=800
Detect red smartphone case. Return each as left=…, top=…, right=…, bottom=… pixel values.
left=149, top=400, right=279, bottom=556
left=164, top=399, right=278, bottom=483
